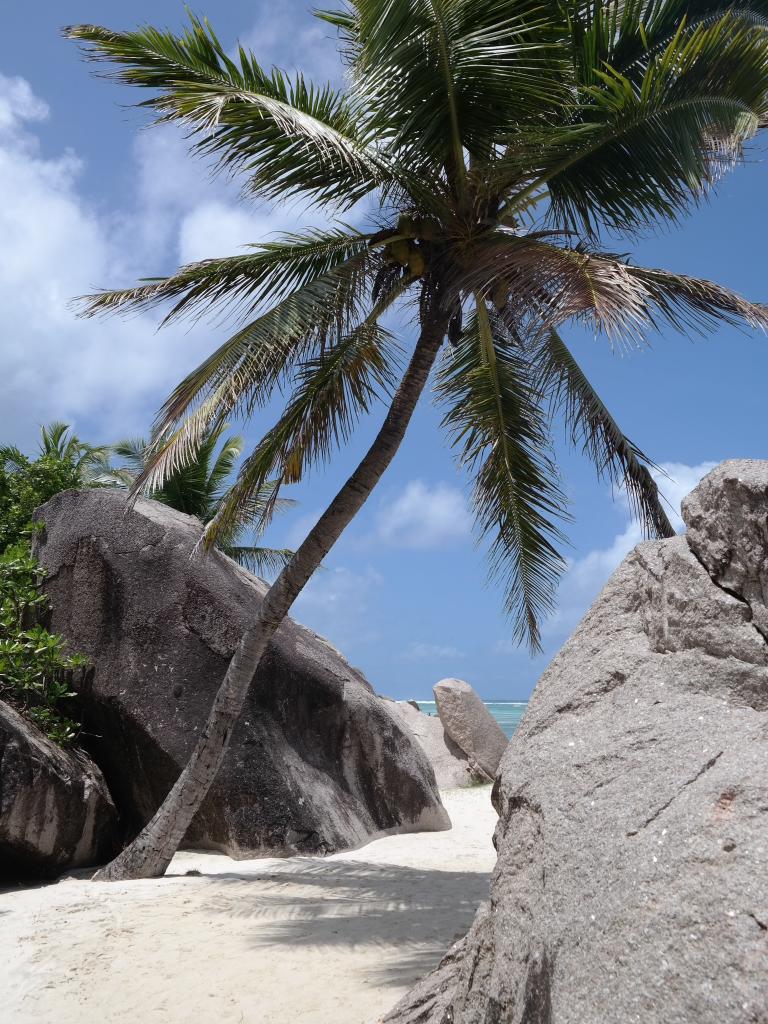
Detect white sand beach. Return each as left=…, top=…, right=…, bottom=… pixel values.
left=1, top=786, right=497, bottom=1024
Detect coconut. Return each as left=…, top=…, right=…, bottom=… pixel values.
left=409, top=249, right=425, bottom=276
left=390, top=239, right=411, bottom=266
left=397, top=214, right=415, bottom=236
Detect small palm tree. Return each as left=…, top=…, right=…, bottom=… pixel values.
left=1, top=421, right=109, bottom=481
left=0, top=422, right=112, bottom=553
left=68, top=2, right=768, bottom=879
left=100, top=423, right=294, bottom=575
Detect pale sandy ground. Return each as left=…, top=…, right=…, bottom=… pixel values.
left=1, top=786, right=497, bottom=1024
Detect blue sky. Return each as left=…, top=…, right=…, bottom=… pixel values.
left=2, top=2, right=767, bottom=700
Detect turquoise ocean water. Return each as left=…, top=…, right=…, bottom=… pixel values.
left=411, top=700, right=527, bottom=739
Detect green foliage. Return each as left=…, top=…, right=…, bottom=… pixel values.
left=66, top=3, right=768, bottom=649
left=0, top=455, right=79, bottom=553
left=0, top=544, right=85, bottom=746
left=0, top=422, right=110, bottom=554
left=0, top=423, right=104, bottom=744
left=437, top=302, right=568, bottom=650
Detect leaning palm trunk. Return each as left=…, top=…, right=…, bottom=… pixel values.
left=95, top=319, right=447, bottom=881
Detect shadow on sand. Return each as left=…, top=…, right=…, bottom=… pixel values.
left=199, top=859, right=489, bottom=988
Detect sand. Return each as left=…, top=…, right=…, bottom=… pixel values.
left=1, top=786, right=497, bottom=1024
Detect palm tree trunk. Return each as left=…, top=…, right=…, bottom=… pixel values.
left=94, top=315, right=448, bottom=881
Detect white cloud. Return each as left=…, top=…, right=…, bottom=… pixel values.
left=133, top=128, right=217, bottom=215
left=131, top=129, right=297, bottom=266
left=375, top=480, right=472, bottom=549
left=541, top=460, right=718, bottom=641
left=402, top=642, right=465, bottom=661
left=0, top=75, right=225, bottom=446
left=0, top=72, right=335, bottom=449
left=0, top=74, right=48, bottom=136
left=132, top=119, right=337, bottom=267
left=177, top=199, right=292, bottom=264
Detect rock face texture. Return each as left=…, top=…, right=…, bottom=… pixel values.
left=433, top=678, right=508, bottom=780
left=386, top=460, right=768, bottom=1024
left=0, top=700, right=117, bottom=878
left=33, top=489, right=449, bottom=858
left=382, top=699, right=481, bottom=789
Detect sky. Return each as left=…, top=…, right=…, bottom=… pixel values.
left=1, top=2, right=767, bottom=700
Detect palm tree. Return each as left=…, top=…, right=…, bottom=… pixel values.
left=100, top=422, right=294, bottom=575
left=0, top=423, right=112, bottom=553
left=1, top=421, right=109, bottom=481
left=67, top=1, right=768, bottom=880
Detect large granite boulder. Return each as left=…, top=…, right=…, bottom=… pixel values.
left=0, top=700, right=117, bottom=879
left=382, top=698, right=484, bottom=789
left=433, top=678, right=508, bottom=780
left=33, top=489, right=449, bottom=858
left=386, top=460, right=768, bottom=1024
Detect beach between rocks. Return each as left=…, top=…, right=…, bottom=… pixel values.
left=2, top=786, right=496, bottom=1024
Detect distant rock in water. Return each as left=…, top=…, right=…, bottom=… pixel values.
left=0, top=700, right=117, bottom=879
left=433, top=678, right=509, bottom=780
left=383, top=698, right=486, bottom=789
left=386, top=460, right=768, bottom=1024
left=34, top=488, right=449, bottom=859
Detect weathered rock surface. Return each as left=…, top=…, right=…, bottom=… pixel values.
left=34, top=488, right=450, bottom=858
left=382, top=699, right=482, bottom=789
left=0, top=700, right=117, bottom=879
left=433, top=678, right=508, bottom=780
left=387, top=460, right=768, bottom=1024
left=683, top=459, right=768, bottom=643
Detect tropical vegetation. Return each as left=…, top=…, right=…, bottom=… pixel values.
left=66, top=0, right=768, bottom=879
left=0, top=421, right=108, bottom=554
left=0, top=545, right=87, bottom=746
left=0, top=424, right=107, bottom=744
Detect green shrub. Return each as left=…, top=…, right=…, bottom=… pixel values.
left=0, top=544, right=86, bottom=745
left=0, top=455, right=82, bottom=554
left=0, top=421, right=110, bottom=555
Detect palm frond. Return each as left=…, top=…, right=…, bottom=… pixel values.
left=351, top=0, right=568, bottom=172
left=464, top=234, right=768, bottom=345
left=569, top=0, right=768, bottom=86
left=109, top=436, right=149, bottom=477
left=75, top=226, right=375, bottom=325
left=86, top=458, right=137, bottom=488
left=66, top=16, right=387, bottom=209
left=204, top=316, right=403, bottom=549
left=39, top=421, right=74, bottom=458
left=221, top=544, right=295, bottom=576
left=500, top=8, right=768, bottom=234
left=133, top=249, right=377, bottom=495
left=222, top=482, right=297, bottom=538
left=621, top=263, right=768, bottom=335
left=207, top=432, right=244, bottom=498
left=532, top=327, right=674, bottom=538
left=0, top=445, right=30, bottom=473
left=435, top=298, right=568, bottom=651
